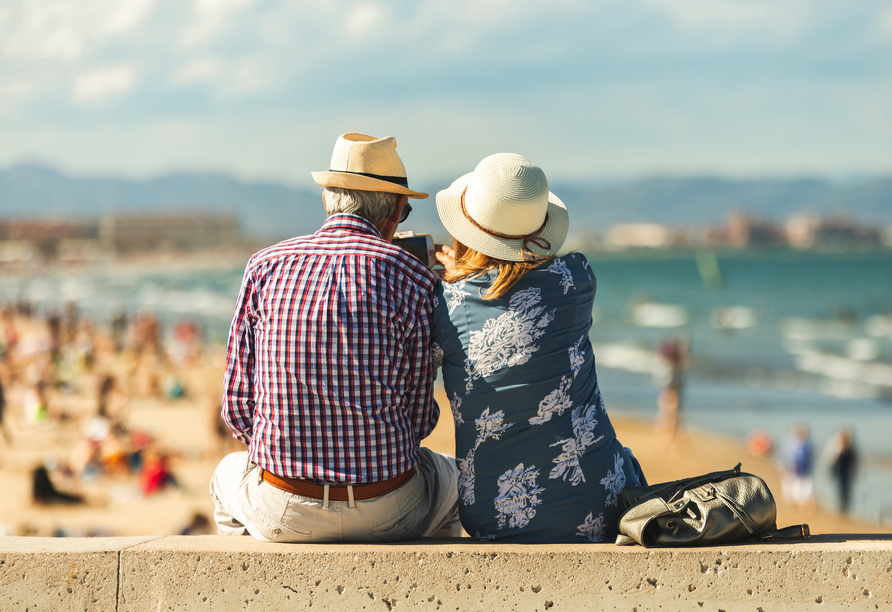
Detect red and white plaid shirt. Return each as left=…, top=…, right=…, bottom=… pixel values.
left=222, top=214, right=440, bottom=483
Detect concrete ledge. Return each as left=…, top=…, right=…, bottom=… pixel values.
left=2, top=535, right=891, bottom=611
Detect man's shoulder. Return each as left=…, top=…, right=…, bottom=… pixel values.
left=246, top=233, right=437, bottom=291
left=244, top=235, right=311, bottom=270
left=358, top=240, right=438, bottom=291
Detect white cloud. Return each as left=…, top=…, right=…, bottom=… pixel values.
left=0, top=79, right=34, bottom=98
left=881, top=9, right=892, bottom=36
left=641, top=0, right=812, bottom=39
left=345, top=3, right=385, bottom=37
left=102, top=0, right=155, bottom=36
left=230, top=58, right=274, bottom=93
left=74, top=66, right=135, bottom=100
left=1, top=0, right=154, bottom=60
left=174, top=59, right=223, bottom=83
left=181, top=0, right=258, bottom=47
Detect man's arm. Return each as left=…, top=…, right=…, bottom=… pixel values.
left=222, top=263, right=258, bottom=445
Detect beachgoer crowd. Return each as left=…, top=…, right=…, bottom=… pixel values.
left=0, top=301, right=213, bottom=536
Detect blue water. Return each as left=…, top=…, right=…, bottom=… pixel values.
left=2, top=250, right=891, bottom=524
left=586, top=250, right=892, bottom=526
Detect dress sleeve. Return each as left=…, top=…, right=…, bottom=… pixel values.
left=221, top=260, right=258, bottom=444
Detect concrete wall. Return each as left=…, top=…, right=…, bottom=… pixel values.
left=1, top=534, right=890, bottom=611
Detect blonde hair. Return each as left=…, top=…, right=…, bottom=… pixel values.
left=444, top=240, right=554, bottom=300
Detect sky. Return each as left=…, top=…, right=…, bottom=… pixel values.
left=1, top=0, right=892, bottom=188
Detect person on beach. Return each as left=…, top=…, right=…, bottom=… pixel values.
left=655, top=335, right=690, bottom=445
left=211, top=133, right=461, bottom=542
left=827, top=428, right=858, bottom=515
left=781, top=424, right=815, bottom=517
left=431, top=153, right=646, bottom=542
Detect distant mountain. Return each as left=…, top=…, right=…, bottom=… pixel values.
left=0, top=164, right=325, bottom=240
left=2, top=164, right=891, bottom=242
left=552, top=176, right=892, bottom=234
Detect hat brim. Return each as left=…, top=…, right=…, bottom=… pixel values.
left=436, top=173, right=569, bottom=262
left=312, top=171, right=429, bottom=199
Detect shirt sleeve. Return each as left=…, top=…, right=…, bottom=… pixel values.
left=222, top=261, right=258, bottom=444
left=404, top=290, right=439, bottom=443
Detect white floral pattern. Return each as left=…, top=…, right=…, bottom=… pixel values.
left=443, top=280, right=470, bottom=314
left=576, top=511, right=607, bottom=542
left=475, top=407, right=514, bottom=442
left=458, top=407, right=516, bottom=506
left=433, top=294, right=439, bottom=308
left=431, top=342, right=444, bottom=371
left=547, top=258, right=574, bottom=294
left=568, top=335, right=585, bottom=379
left=600, top=452, right=626, bottom=507
left=450, top=393, right=465, bottom=428
left=529, top=375, right=573, bottom=426
left=495, top=463, right=544, bottom=530
left=548, top=402, right=604, bottom=485
left=463, top=288, right=555, bottom=393
left=457, top=453, right=476, bottom=506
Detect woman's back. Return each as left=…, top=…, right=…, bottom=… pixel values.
left=433, top=253, right=643, bottom=542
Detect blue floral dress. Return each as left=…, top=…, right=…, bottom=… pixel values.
left=432, top=253, right=645, bottom=543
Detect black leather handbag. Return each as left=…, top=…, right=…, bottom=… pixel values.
left=615, top=463, right=809, bottom=547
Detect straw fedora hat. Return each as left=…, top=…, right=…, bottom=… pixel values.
left=312, top=132, right=428, bottom=199
left=436, top=153, right=569, bottom=262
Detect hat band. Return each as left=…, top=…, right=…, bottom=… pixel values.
left=460, top=187, right=551, bottom=260
left=330, top=169, right=408, bottom=188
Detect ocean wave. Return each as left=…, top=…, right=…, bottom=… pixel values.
left=781, top=317, right=854, bottom=340
left=630, top=303, right=688, bottom=328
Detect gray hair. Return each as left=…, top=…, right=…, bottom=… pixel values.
left=323, top=187, right=401, bottom=225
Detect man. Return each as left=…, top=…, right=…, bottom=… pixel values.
left=211, top=132, right=460, bottom=542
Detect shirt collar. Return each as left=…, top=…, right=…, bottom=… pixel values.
left=318, top=213, right=383, bottom=239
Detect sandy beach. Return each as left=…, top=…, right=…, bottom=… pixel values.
left=0, top=311, right=886, bottom=539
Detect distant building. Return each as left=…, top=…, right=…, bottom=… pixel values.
left=725, top=214, right=786, bottom=248
left=0, top=213, right=241, bottom=261
left=99, top=214, right=238, bottom=254
left=606, top=223, right=670, bottom=248
left=0, top=219, right=97, bottom=257
left=786, top=214, right=884, bottom=250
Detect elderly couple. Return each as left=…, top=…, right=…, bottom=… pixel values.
left=211, top=133, right=646, bottom=544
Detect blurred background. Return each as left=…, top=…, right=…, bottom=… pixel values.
left=0, top=0, right=890, bottom=537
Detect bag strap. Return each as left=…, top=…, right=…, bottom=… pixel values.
left=633, top=463, right=742, bottom=504
left=713, top=488, right=756, bottom=534
left=758, top=524, right=810, bottom=542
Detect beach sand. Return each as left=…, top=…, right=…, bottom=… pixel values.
left=0, top=332, right=886, bottom=539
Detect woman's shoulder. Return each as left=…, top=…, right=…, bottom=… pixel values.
left=528, top=253, right=595, bottom=296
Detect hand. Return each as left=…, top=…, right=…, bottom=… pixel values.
left=432, top=244, right=457, bottom=280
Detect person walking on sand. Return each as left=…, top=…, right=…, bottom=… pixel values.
left=655, top=335, right=690, bottom=445
left=211, top=133, right=461, bottom=542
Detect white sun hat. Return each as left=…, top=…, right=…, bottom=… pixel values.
left=436, top=153, right=569, bottom=262
left=312, top=132, right=429, bottom=199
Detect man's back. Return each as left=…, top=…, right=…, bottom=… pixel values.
left=223, top=214, right=439, bottom=483
left=211, top=132, right=460, bottom=543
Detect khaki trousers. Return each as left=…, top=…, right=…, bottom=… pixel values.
left=210, top=449, right=462, bottom=542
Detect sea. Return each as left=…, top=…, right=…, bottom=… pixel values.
left=2, top=249, right=891, bottom=526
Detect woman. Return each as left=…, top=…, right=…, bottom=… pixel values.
left=431, top=153, right=645, bottom=543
